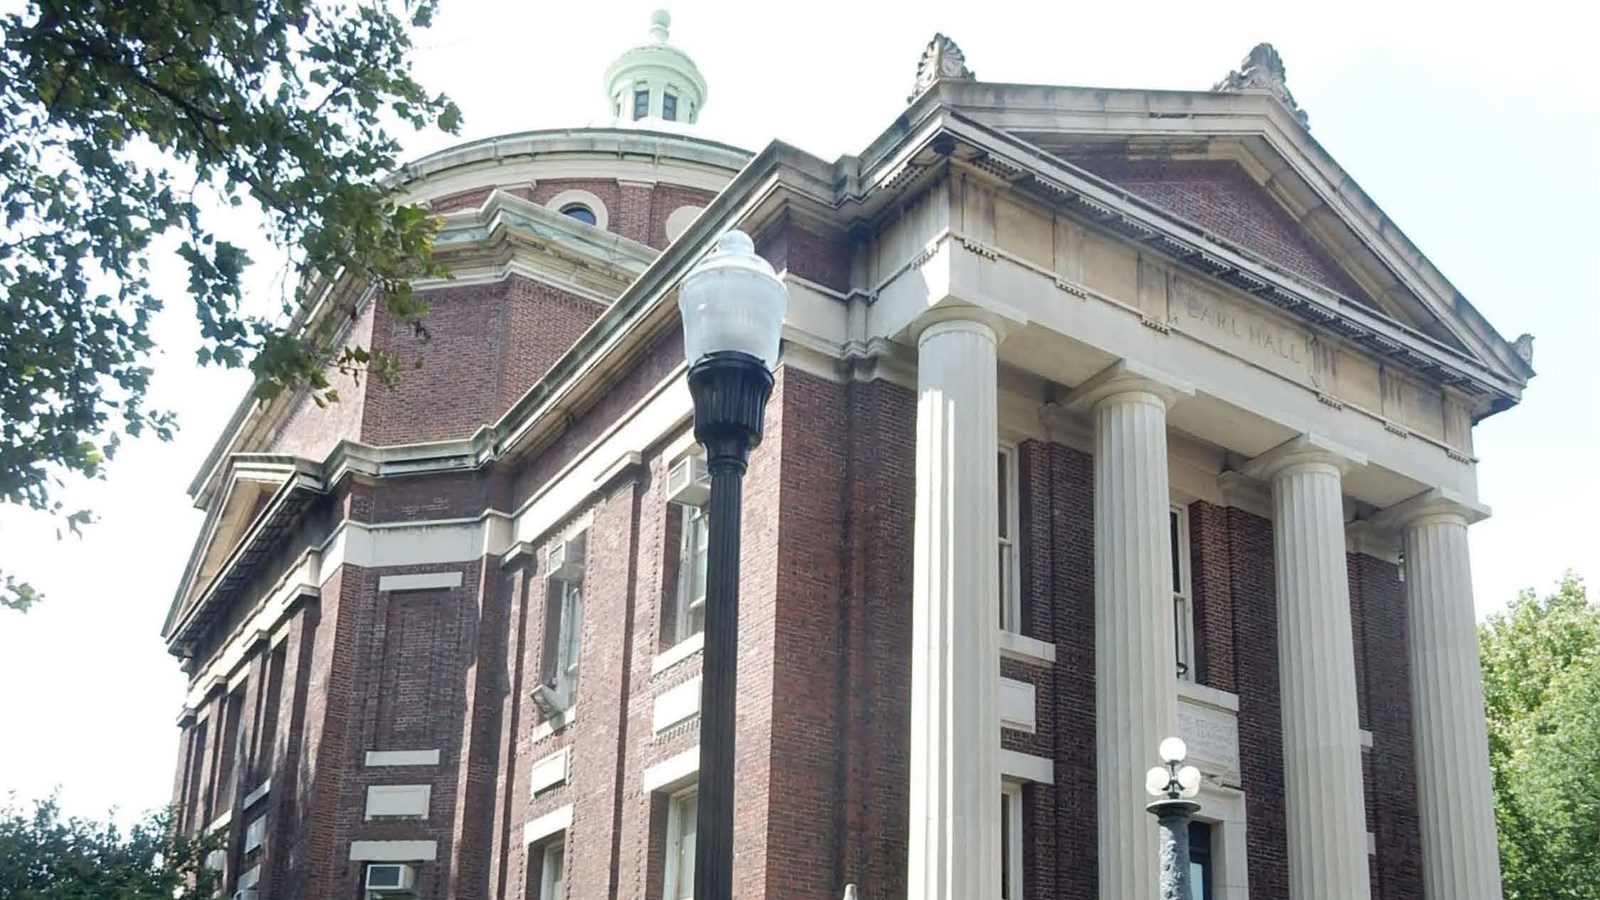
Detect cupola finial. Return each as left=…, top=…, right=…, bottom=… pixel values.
left=603, top=9, right=708, bottom=126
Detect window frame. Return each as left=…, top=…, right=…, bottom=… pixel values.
left=539, top=838, right=565, bottom=900
left=559, top=203, right=597, bottom=227
left=673, top=502, right=708, bottom=644
left=1188, top=819, right=1214, bottom=900
left=1001, top=781, right=1024, bottom=900
left=662, top=91, right=678, bottom=122
left=998, top=444, right=1021, bottom=634
left=556, top=577, right=583, bottom=684
left=1170, top=503, right=1195, bottom=682
left=663, top=787, right=699, bottom=900
left=633, top=87, right=650, bottom=120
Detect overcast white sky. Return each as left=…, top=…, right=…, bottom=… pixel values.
left=1, top=0, right=1595, bottom=825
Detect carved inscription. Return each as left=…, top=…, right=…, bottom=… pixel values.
left=1178, top=697, right=1241, bottom=784
left=1177, top=280, right=1307, bottom=366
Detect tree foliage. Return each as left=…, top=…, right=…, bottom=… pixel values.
left=1480, top=573, right=1599, bottom=900
left=0, top=0, right=460, bottom=609
left=0, top=798, right=220, bottom=899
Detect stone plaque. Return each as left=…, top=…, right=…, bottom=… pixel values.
left=1178, top=695, right=1241, bottom=786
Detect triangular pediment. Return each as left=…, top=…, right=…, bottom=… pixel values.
left=1060, top=156, right=1388, bottom=318
left=910, top=79, right=1534, bottom=404
left=163, top=457, right=316, bottom=639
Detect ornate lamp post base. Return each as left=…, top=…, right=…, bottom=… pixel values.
left=1148, top=796, right=1202, bottom=900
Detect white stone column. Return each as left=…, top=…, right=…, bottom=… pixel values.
left=908, top=313, right=1002, bottom=900
left=1381, top=490, right=1503, bottom=900
left=1068, top=361, right=1190, bottom=900
left=1246, top=435, right=1371, bottom=900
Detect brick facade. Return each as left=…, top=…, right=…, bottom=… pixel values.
left=165, top=153, right=1440, bottom=900
left=169, top=351, right=1437, bottom=900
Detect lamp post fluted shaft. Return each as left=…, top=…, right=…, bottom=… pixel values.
left=689, top=353, right=773, bottom=900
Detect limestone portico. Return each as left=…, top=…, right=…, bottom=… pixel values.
left=789, top=37, right=1524, bottom=900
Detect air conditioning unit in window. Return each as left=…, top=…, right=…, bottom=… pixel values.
left=364, top=862, right=417, bottom=893
left=531, top=677, right=572, bottom=719
left=546, top=534, right=586, bottom=580
left=666, top=454, right=711, bottom=506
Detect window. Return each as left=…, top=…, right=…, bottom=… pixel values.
left=184, top=721, right=208, bottom=832
left=998, top=446, right=1020, bottom=632
left=536, top=534, right=586, bottom=714
left=217, top=687, right=246, bottom=812
left=539, top=840, right=566, bottom=900
left=662, top=92, right=678, bottom=122
left=253, top=643, right=287, bottom=785
left=664, top=788, right=698, bottom=900
left=560, top=204, right=597, bottom=227
left=1189, top=821, right=1214, bottom=900
left=675, top=504, right=708, bottom=642
left=633, top=88, right=650, bottom=120
left=1001, top=783, right=1024, bottom=900
left=1170, top=504, right=1195, bottom=681
left=557, top=577, right=583, bottom=686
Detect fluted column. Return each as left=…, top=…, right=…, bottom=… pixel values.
left=1382, top=490, right=1502, bottom=900
left=1068, top=361, right=1191, bottom=900
left=1246, top=435, right=1371, bottom=900
left=908, top=313, right=1002, bottom=900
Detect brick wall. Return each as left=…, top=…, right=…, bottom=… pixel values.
left=1351, top=552, right=1424, bottom=900
left=1189, top=500, right=1237, bottom=692
left=271, top=301, right=374, bottom=461
left=1022, top=441, right=1100, bottom=900
left=835, top=377, right=916, bottom=900
left=362, top=277, right=602, bottom=447
left=1220, top=504, right=1290, bottom=900
left=756, top=222, right=852, bottom=293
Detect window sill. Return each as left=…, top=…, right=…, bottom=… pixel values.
left=652, top=633, right=704, bottom=675
left=998, top=630, right=1056, bottom=667
left=1176, top=680, right=1240, bottom=712
left=531, top=706, right=576, bottom=742
left=241, top=779, right=270, bottom=810
left=204, top=809, right=233, bottom=835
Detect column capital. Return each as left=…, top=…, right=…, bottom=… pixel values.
left=1345, top=520, right=1401, bottom=563
left=1241, top=433, right=1367, bottom=481
left=907, top=298, right=1026, bottom=346
left=1064, top=360, right=1193, bottom=412
left=1037, top=401, right=1092, bottom=448
left=1216, top=471, right=1273, bottom=519
left=1371, top=487, right=1491, bottom=530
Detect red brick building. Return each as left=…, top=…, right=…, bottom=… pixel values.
left=160, top=23, right=1530, bottom=900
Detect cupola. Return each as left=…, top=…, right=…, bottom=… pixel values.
left=603, top=10, right=708, bottom=126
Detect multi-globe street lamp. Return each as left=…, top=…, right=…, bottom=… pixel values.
left=1146, top=736, right=1204, bottom=900
left=676, top=230, right=788, bottom=900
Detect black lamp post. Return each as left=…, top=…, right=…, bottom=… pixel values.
left=677, top=230, right=787, bottom=900
left=1146, top=736, right=1204, bottom=900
